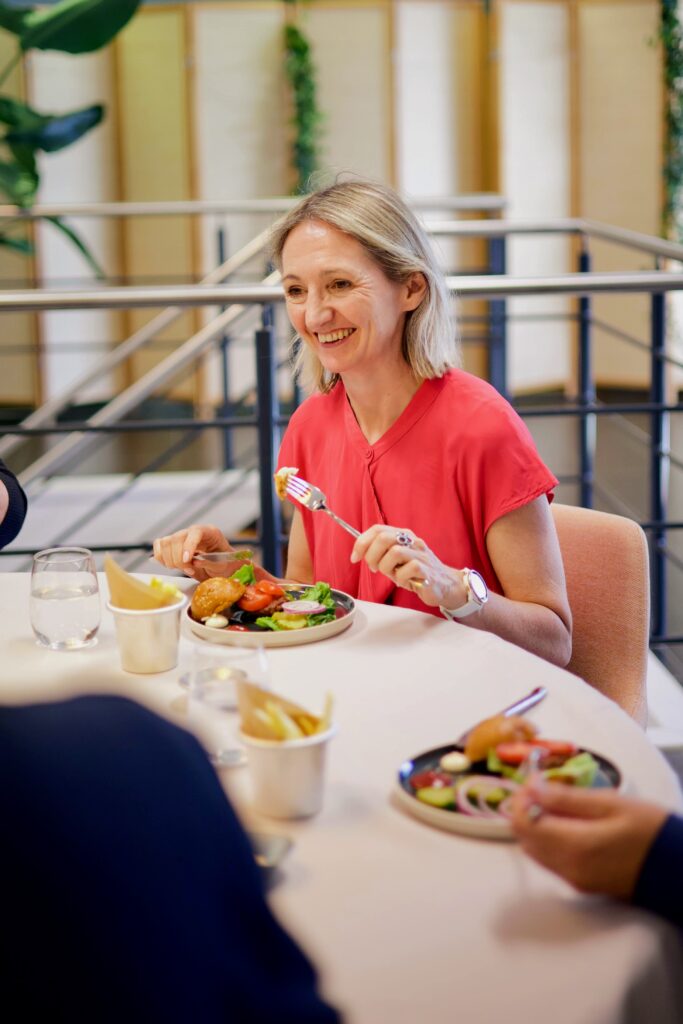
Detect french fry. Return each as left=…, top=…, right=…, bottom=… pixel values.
left=237, top=679, right=332, bottom=742
left=318, top=692, right=334, bottom=733
left=265, top=701, right=304, bottom=740
left=253, top=707, right=281, bottom=740
left=296, top=714, right=319, bottom=736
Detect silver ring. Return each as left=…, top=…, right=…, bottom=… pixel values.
left=396, top=531, right=413, bottom=547
left=527, top=803, right=544, bottom=823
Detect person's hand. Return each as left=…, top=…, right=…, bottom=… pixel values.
left=510, top=778, right=669, bottom=900
left=153, top=524, right=234, bottom=581
left=350, top=524, right=467, bottom=609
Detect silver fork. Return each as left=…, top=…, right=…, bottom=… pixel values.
left=285, top=475, right=425, bottom=590
left=285, top=475, right=360, bottom=539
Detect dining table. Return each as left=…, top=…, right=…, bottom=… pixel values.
left=2, top=569, right=682, bottom=1024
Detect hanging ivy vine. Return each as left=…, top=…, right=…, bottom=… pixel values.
left=283, top=2, right=322, bottom=194
left=661, top=0, right=683, bottom=237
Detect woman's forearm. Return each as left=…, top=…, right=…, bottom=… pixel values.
left=459, top=592, right=572, bottom=667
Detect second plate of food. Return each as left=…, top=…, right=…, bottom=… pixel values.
left=395, top=742, right=623, bottom=840
left=186, top=585, right=356, bottom=648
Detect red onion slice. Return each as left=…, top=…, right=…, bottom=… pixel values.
left=455, top=775, right=519, bottom=817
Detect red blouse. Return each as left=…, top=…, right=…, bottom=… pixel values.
left=277, top=369, right=557, bottom=616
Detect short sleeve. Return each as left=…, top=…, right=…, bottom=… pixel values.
left=455, top=389, right=558, bottom=538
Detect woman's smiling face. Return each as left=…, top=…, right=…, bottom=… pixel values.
left=281, top=218, right=421, bottom=380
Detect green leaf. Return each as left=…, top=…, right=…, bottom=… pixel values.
left=0, top=6, right=30, bottom=36
left=0, top=158, right=37, bottom=206
left=44, top=216, right=104, bottom=278
left=0, top=95, right=38, bottom=128
left=6, top=104, right=103, bottom=152
left=230, top=562, right=256, bottom=586
left=8, top=143, right=36, bottom=176
left=20, top=0, right=141, bottom=55
left=0, top=232, right=33, bottom=255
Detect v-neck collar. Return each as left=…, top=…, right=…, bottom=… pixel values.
left=342, top=376, right=447, bottom=462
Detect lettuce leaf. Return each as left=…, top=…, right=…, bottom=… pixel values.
left=543, top=752, right=598, bottom=788
left=300, top=581, right=334, bottom=608
left=254, top=615, right=282, bottom=631
left=230, top=562, right=256, bottom=586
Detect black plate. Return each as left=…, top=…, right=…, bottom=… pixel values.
left=395, top=742, right=622, bottom=839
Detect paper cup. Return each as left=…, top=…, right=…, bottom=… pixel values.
left=107, top=595, right=187, bottom=674
left=240, top=725, right=337, bottom=819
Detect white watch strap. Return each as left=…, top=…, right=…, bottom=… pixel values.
left=439, top=599, right=480, bottom=620
left=439, top=568, right=487, bottom=620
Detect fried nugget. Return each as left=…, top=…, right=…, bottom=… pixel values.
left=191, top=576, right=246, bottom=621
left=274, top=466, right=299, bottom=501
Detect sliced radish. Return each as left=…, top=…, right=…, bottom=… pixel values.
left=280, top=600, right=328, bottom=615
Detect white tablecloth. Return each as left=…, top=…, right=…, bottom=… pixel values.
left=2, top=572, right=682, bottom=1023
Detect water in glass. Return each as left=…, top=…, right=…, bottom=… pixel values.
left=30, top=547, right=101, bottom=650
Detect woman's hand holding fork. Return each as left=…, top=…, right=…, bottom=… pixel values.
left=350, top=524, right=469, bottom=611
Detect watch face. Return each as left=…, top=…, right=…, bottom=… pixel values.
left=469, top=570, right=488, bottom=603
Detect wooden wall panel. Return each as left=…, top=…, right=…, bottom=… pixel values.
left=578, top=0, right=662, bottom=389
left=0, top=29, right=37, bottom=408
left=115, top=7, right=197, bottom=397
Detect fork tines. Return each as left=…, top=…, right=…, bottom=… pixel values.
left=285, top=475, right=311, bottom=500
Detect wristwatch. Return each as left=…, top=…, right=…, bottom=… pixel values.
left=439, top=568, right=489, bottom=620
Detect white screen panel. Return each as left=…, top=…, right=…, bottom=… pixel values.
left=27, top=48, right=121, bottom=402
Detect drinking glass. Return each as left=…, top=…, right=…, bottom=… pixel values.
left=30, top=546, right=101, bottom=650
left=183, top=641, right=270, bottom=768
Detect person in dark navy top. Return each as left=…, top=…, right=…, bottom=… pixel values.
left=511, top=777, right=683, bottom=928
left=0, top=695, right=341, bottom=1023
left=0, top=456, right=27, bottom=547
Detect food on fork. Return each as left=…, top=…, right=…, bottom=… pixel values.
left=464, top=713, right=538, bottom=764
left=274, top=466, right=299, bottom=501
left=191, top=577, right=247, bottom=621
left=105, top=554, right=184, bottom=610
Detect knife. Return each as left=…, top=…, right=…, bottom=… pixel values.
left=192, top=549, right=254, bottom=563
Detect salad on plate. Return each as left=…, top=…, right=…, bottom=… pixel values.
left=189, top=561, right=340, bottom=634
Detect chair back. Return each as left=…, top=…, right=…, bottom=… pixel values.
left=551, top=503, right=649, bottom=724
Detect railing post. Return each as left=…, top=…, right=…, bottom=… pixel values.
left=650, top=286, right=668, bottom=638
left=255, top=303, right=282, bottom=575
left=578, top=240, right=595, bottom=508
left=216, top=225, right=233, bottom=469
left=487, top=234, right=507, bottom=397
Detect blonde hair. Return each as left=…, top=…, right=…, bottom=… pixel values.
left=269, top=179, right=459, bottom=394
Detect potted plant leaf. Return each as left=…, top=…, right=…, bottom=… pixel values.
left=0, top=0, right=142, bottom=274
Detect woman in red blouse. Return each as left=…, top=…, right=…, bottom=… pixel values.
left=154, top=180, right=571, bottom=667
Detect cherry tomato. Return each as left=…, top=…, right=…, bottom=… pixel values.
left=238, top=586, right=272, bottom=613
left=495, top=742, right=544, bottom=766
left=255, top=580, right=285, bottom=597
left=532, top=739, right=579, bottom=757
left=227, top=625, right=249, bottom=632
left=409, top=770, right=453, bottom=790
